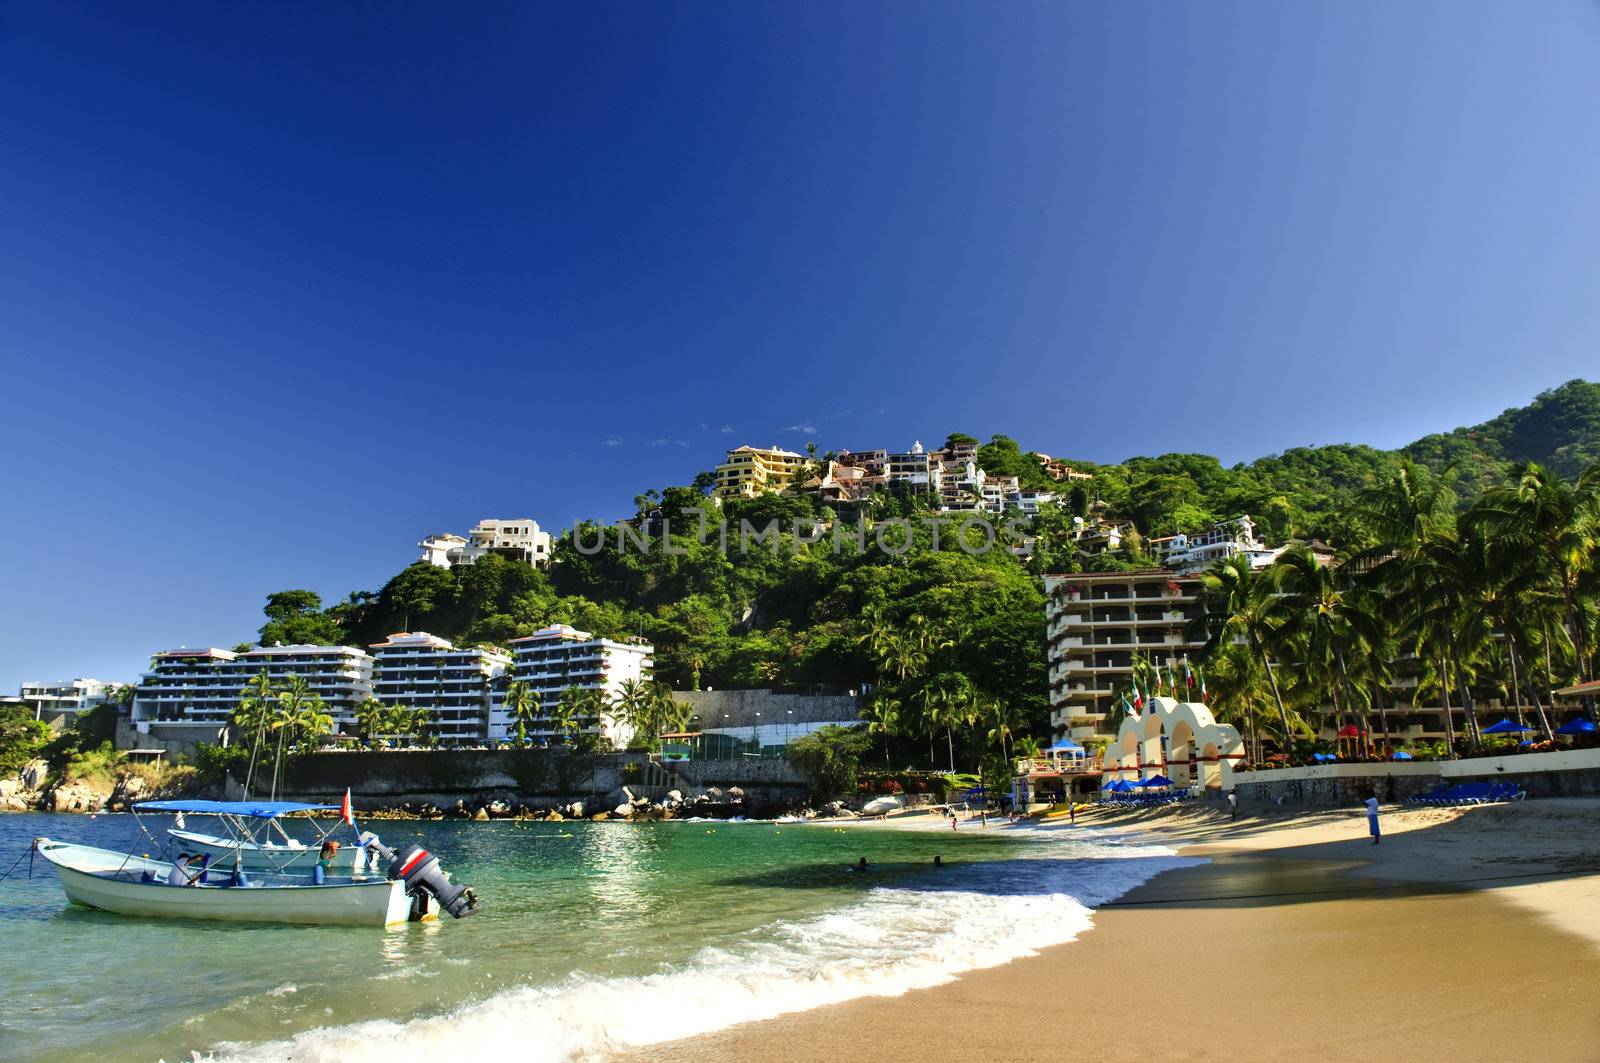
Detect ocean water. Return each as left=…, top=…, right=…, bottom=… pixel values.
left=0, top=812, right=1194, bottom=1063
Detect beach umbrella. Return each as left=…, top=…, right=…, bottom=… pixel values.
left=1142, top=774, right=1173, bottom=788
left=1391, top=751, right=1414, bottom=761
left=1048, top=740, right=1084, bottom=752
left=1481, top=718, right=1533, bottom=735
left=1555, top=718, right=1597, bottom=736
left=1337, top=725, right=1364, bottom=737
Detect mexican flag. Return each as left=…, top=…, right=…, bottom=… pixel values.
left=1131, top=679, right=1143, bottom=709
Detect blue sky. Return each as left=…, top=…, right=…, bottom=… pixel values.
left=4, top=2, right=1600, bottom=687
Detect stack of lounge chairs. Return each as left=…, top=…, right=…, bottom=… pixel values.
left=1403, top=781, right=1526, bottom=807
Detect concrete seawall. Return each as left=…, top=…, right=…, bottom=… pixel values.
left=269, top=750, right=808, bottom=810
left=1233, top=747, right=1600, bottom=807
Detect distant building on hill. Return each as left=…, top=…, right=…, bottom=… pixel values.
left=130, top=645, right=374, bottom=735
left=507, top=625, right=654, bottom=749
left=369, top=632, right=511, bottom=745
left=1161, top=515, right=1283, bottom=573
left=417, top=519, right=551, bottom=569
left=885, top=441, right=941, bottom=493
left=17, top=679, right=118, bottom=726
left=714, top=445, right=807, bottom=498
left=1035, top=453, right=1093, bottom=481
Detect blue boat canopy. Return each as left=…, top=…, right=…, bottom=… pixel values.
left=134, top=799, right=338, bottom=818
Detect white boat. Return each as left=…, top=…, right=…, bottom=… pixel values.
left=143, top=798, right=380, bottom=874
left=166, top=826, right=374, bottom=872
left=31, top=799, right=479, bottom=928
left=33, top=838, right=418, bottom=927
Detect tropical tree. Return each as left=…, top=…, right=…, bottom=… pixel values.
left=504, top=680, right=540, bottom=747
left=353, top=698, right=386, bottom=746
left=863, top=693, right=901, bottom=769
left=1188, top=556, right=1298, bottom=759
left=233, top=670, right=276, bottom=797
left=615, top=678, right=654, bottom=746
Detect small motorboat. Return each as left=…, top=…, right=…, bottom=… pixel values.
left=32, top=799, right=479, bottom=928
left=148, top=799, right=379, bottom=873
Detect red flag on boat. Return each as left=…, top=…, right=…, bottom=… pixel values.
left=341, top=788, right=356, bottom=828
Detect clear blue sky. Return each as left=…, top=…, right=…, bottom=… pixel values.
left=4, top=2, right=1600, bottom=688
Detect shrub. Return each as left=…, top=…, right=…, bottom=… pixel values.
left=878, top=778, right=902, bottom=794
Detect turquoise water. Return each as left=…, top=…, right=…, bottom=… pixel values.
left=0, top=812, right=1191, bottom=1062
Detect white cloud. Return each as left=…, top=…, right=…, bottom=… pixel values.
left=649, top=437, right=669, bottom=447
left=784, top=422, right=818, bottom=435
left=674, top=439, right=690, bottom=447
left=719, top=424, right=735, bottom=434
left=603, top=435, right=624, bottom=447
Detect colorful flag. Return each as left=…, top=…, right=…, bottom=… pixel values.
left=1184, top=660, right=1194, bottom=688
left=1131, top=679, right=1143, bottom=709
left=340, top=788, right=356, bottom=828
left=1198, top=668, right=1207, bottom=699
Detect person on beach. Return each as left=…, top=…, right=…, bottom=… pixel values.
left=1227, top=791, right=1238, bottom=820
left=1365, top=791, right=1381, bottom=845
left=1068, top=801, right=1076, bottom=825
left=949, top=811, right=959, bottom=831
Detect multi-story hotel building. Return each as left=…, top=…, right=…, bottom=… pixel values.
left=18, top=678, right=117, bottom=724
left=507, top=625, right=654, bottom=749
left=369, top=632, right=510, bottom=745
left=714, top=445, right=808, bottom=498
left=1045, top=570, right=1206, bottom=740
left=130, top=645, right=375, bottom=733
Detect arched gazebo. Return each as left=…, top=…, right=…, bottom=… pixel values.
left=1102, top=696, right=1245, bottom=792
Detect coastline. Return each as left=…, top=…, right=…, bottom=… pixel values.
left=631, top=799, right=1600, bottom=1062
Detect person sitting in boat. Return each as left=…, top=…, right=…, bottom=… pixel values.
left=314, top=840, right=340, bottom=884
left=167, top=853, right=199, bottom=887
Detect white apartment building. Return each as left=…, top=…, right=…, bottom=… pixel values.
left=1161, top=515, right=1283, bottom=573
left=369, top=632, right=511, bottom=744
left=418, top=533, right=469, bottom=567
left=131, top=645, right=374, bottom=733
left=886, top=441, right=942, bottom=492
left=417, top=520, right=552, bottom=569
left=18, top=679, right=116, bottom=723
left=507, top=625, right=654, bottom=749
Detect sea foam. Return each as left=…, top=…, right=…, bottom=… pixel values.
left=209, top=828, right=1193, bottom=1063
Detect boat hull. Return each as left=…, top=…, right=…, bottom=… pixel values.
left=35, top=840, right=414, bottom=927
left=167, top=828, right=372, bottom=872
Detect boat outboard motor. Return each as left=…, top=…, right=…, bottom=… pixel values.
left=361, top=833, right=478, bottom=919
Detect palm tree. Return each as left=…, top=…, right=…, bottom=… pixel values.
left=863, top=693, right=901, bottom=769
left=649, top=683, right=690, bottom=737
left=289, top=697, right=334, bottom=753
left=548, top=688, right=578, bottom=746
left=1476, top=463, right=1599, bottom=686
left=985, top=697, right=1016, bottom=767
left=503, top=680, right=540, bottom=747
left=615, top=678, right=654, bottom=746
left=1275, top=546, right=1381, bottom=754
left=353, top=698, right=386, bottom=747
left=233, top=669, right=276, bottom=797
left=267, top=676, right=316, bottom=800
left=1188, top=556, right=1298, bottom=760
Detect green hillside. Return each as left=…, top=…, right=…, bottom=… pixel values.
left=244, top=378, right=1600, bottom=759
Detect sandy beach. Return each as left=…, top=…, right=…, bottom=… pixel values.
left=635, top=799, right=1600, bottom=1062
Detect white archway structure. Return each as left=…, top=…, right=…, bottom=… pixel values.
left=1102, top=696, right=1245, bottom=791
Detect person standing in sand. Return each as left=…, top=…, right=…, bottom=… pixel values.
left=949, top=811, right=959, bottom=831
left=1365, top=791, right=1381, bottom=844
left=1227, top=791, right=1238, bottom=820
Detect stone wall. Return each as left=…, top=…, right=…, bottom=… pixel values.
left=1233, top=747, right=1600, bottom=807
left=674, top=689, right=861, bottom=729
left=268, top=750, right=808, bottom=811
left=278, top=748, right=632, bottom=806
left=114, top=719, right=227, bottom=760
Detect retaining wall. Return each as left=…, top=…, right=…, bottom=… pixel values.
left=1233, top=747, right=1600, bottom=807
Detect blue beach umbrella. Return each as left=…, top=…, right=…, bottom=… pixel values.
left=1555, top=718, right=1597, bottom=736
left=1141, top=774, right=1173, bottom=788
left=1391, top=751, right=1414, bottom=761
left=1101, top=779, right=1119, bottom=790
left=1481, top=718, right=1533, bottom=735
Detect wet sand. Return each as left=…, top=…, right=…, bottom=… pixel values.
left=633, top=802, right=1600, bottom=1062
